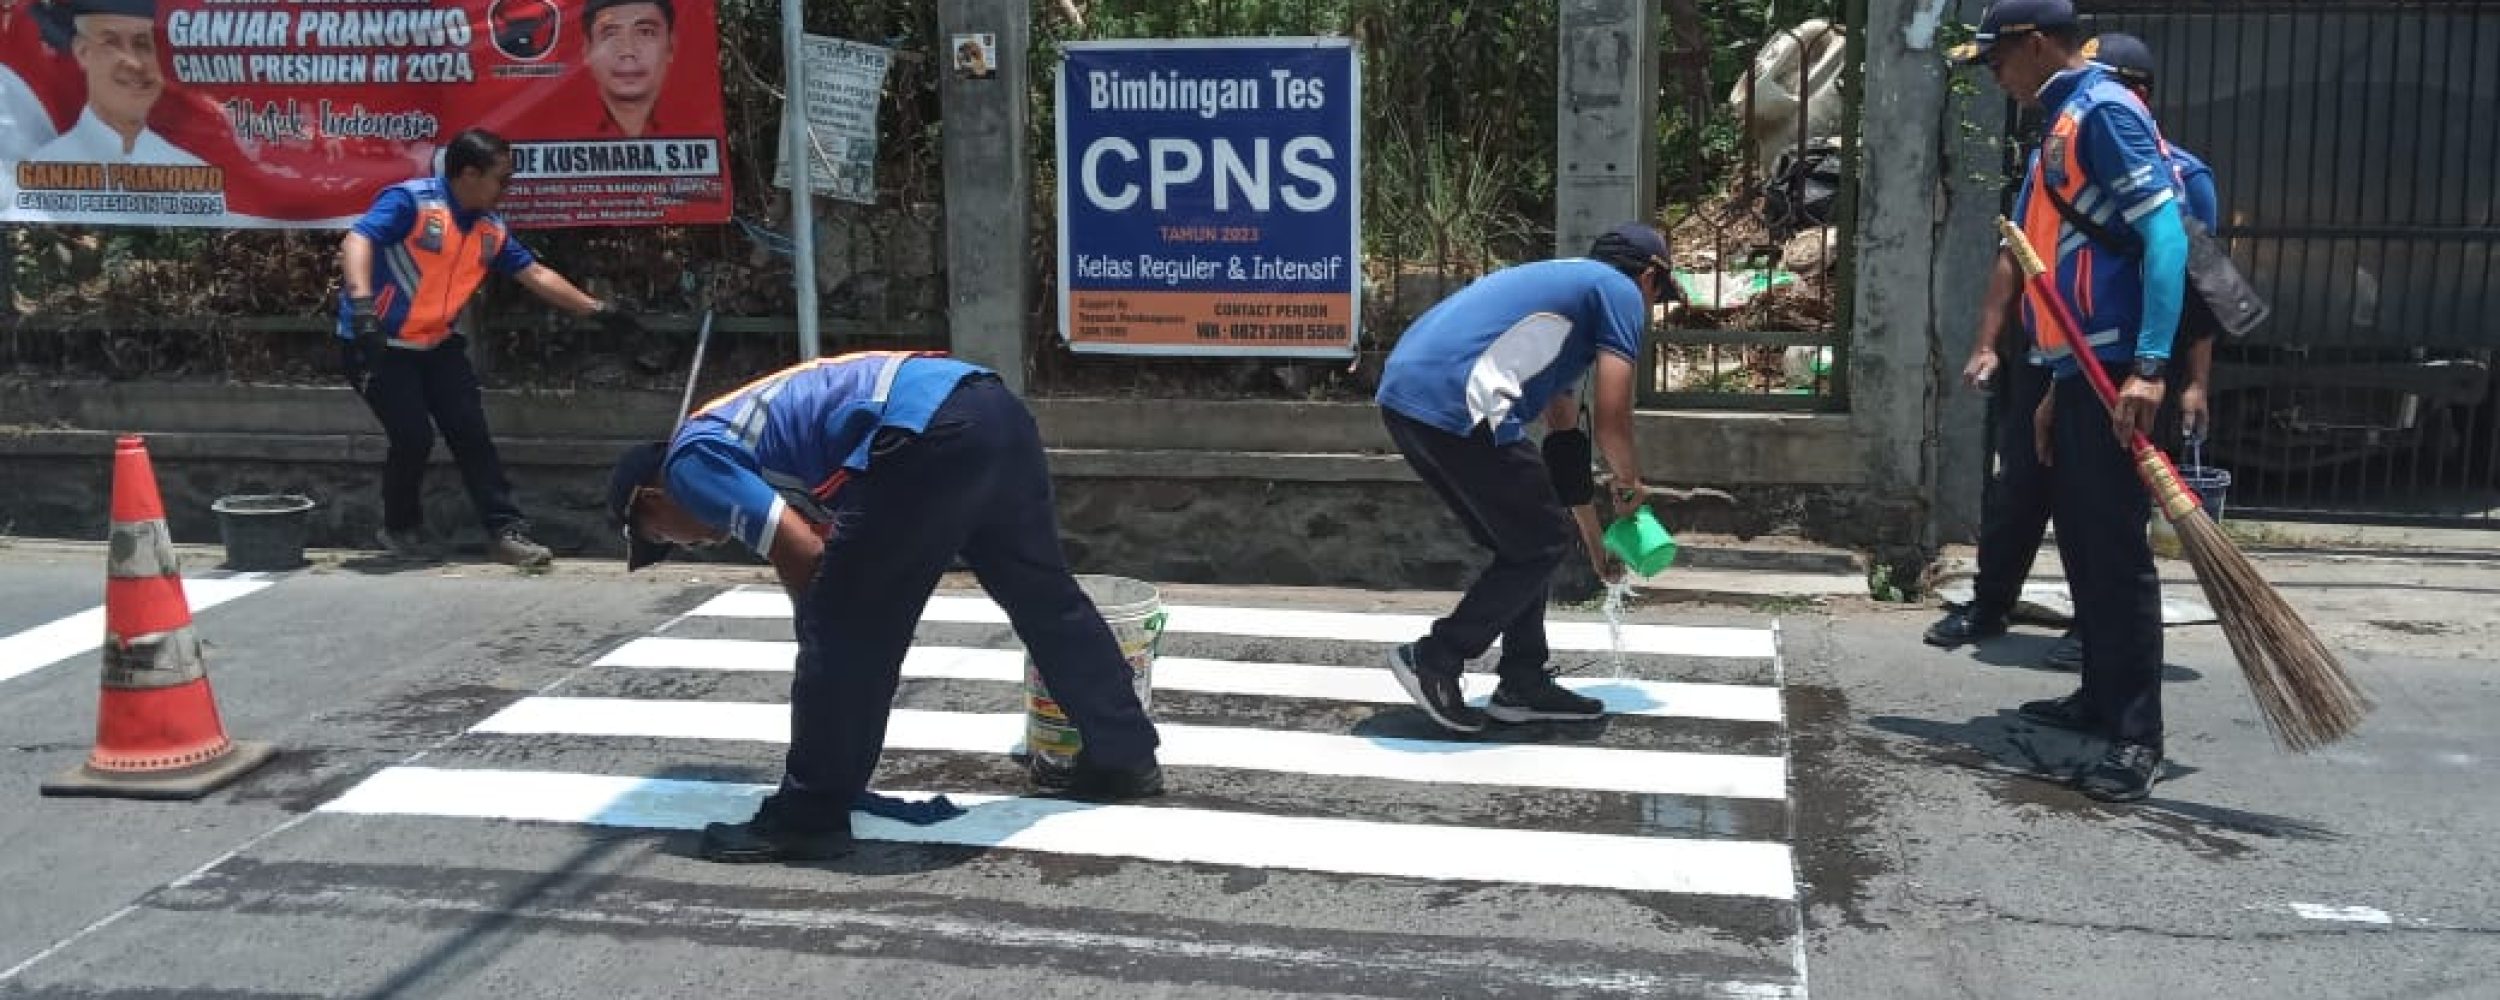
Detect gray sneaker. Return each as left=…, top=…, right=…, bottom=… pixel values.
left=487, top=528, right=553, bottom=568
left=374, top=526, right=445, bottom=562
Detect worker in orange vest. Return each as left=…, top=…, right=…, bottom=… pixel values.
left=1954, top=0, right=2190, bottom=802
left=337, top=127, right=643, bottom=566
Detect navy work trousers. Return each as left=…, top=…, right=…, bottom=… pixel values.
left=1381, top=408, right=1570, bottom=684
left=770, top=376, right=1161, bottom=828
left=1970, top=360, right=2055, bottom=619
left=342, top=336, right=526, bottom=535
left=2047, top=376, right=2165, bottom=746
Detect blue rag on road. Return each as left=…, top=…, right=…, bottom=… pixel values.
left=854, top=790, right=966, bottom=825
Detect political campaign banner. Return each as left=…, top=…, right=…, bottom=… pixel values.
left=1055, top=38, right=1360, bottom=357
left=0, top=0, right=731, bottom=228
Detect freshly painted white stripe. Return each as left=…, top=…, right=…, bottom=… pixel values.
left=2289, top=903, right=2392, bottom=925
left=0, top=576, right=272, bottom=685
left=597, top=637, right=1786, bottom=724
left=684, top=589, right=1777, bottom=659
left=474, top=697, right=1788, bottom=800
left=320, top=766, right=1799, bottom=898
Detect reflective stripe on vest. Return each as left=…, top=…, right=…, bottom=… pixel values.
left=2019, top=85, right=2186, bottom=361
left=384, top=195, right=508, bottom=348
left=692, top=351, right=950, bottom=529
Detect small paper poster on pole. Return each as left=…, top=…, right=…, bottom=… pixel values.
left=774, top=35, right=893, bottom=204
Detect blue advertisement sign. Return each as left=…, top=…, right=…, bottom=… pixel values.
left=1056, top=38, right=1360, bottom=357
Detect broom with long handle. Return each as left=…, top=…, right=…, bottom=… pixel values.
left=1996, top=217, right=2370, bottom=751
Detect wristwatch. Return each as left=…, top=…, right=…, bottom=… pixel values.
left=2133, top=357, right=2168, bottom=382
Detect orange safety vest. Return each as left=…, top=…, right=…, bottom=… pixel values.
left=371, top=179, right=513, bottom=349
left=2017, top=75, right=2185, bottom=360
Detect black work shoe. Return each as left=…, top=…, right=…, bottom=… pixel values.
left=1387, top=644, right=1488, bottom=734
left=1925, top=609, right=2008, bottom=647
left=2043, top=631, right=2085, bottom=671
left=1034, top=758, right=1166, bottom=802
left=373, top=526, right=445, bottom=562
left=698, top=808, right=854, bottom=864
left=2016, top=691, right=2099, bottom=733
left=1486, top=672, right=1606, bottom=723
left=2078, top=741, right=2164, bottom=802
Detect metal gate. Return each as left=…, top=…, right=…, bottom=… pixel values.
left=2076, top=0, right=2500, bottom=527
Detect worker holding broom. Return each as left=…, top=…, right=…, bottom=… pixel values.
left=1955, top=0, right=2189, bottom=801
left=605, top=352, right=1165, bottom=863
left=1931, top=30, right=2225, bottom=675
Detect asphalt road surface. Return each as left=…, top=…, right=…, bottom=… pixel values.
left=1, top=542, right=2492, bottom=999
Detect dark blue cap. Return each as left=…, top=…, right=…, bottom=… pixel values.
left=2086, top=33, right=2156, bottom=85
left=1589, top=222, right=1671, bottom=273
left=1949, top=0, right=2079, bottom=65
left=607, top=441, right=676, bottom=571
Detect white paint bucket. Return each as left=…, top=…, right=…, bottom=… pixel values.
left=1025, top=574, right=1163, bottom=772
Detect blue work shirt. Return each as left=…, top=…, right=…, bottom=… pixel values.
left=2170, top=146, right=2219, bottom=230
left=661, top=353, right=982, bottom=558
left=2012, top=65, right=2186, bottom=377
left=1375, top=258, right=1647, bottom=444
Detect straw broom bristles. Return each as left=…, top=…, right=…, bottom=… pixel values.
left=1997, top=218, right=2372, bottom=751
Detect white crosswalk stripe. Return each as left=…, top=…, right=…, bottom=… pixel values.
left=316, top=583, right=1807, bottom=997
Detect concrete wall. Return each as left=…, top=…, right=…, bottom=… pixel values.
left=0, top=381, right=1871, bottom=589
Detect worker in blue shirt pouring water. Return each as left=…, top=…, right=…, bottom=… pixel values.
left=607, top=351, right=1164, bottom=863
left=1373, top=223, right=1674, bottom=735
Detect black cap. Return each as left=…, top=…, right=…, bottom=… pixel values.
left=1589, top=222, right=1672, bottom=277
left=66, top=0, right=155, bottom=17
left=1949, top=0, right=2079, bottom=65
left=2086, top=33, right=2156, bottom=86
left=607, top=441, right=677, bottom=571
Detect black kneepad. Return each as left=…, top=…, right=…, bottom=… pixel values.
left=1544, top=429, right=1594, bottom=505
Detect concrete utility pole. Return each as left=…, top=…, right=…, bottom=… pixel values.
left=1555, top=0, right=1660, bottom=257
left=938, top=0, right=1033, bottom=392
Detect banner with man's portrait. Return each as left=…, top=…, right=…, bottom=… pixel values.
left=0, top=0, right=731, bottom=228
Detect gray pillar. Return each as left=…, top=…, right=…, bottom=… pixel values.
left=1555, top=0, right=1659, bottom=258
left=1844, top=0, right=1980, bottom=567
left=1933, top=0, right=2012, bottom=544
left=938, top=0, right=1032, bottom=393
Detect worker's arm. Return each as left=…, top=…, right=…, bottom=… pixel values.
left=2181, top=333, right=2217, bottom=440
left=338, top=187, right=416, bottom=302
left=1964, top=248, right=2020, bottom=389
left=1591, top=351, right=1644, bottom=500
left=1587, top=276, right=1649, bottom=501
left=339, top=233, right=375, bottom=300
left=1541, top=392, right=1622, bottom=582
left=663, top=437, right=828, bottom=598
left=2085, top=103, right=2188, bottom=441
left=512, top=263, right=604, bottom=317
left=764, top=506, right=825, bottom=599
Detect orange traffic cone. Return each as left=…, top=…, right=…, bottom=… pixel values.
left=41, top=436, right=274, bottom=800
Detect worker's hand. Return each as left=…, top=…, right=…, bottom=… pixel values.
left=591, top=300, right=646, bottom=336
left=2113, top=376, right=2166, bottom=443
left=1572, top=506, right=1624, bottom=584
left=349, top=296, right=384, bottom=355
left=2180, top=382, right=2210, bottom=443
left=2034, top=388, right=2056, bottom=467
left=1962, top=347, right=2000, bottom=390
left=1607, top=476, right=1646, bottom=511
